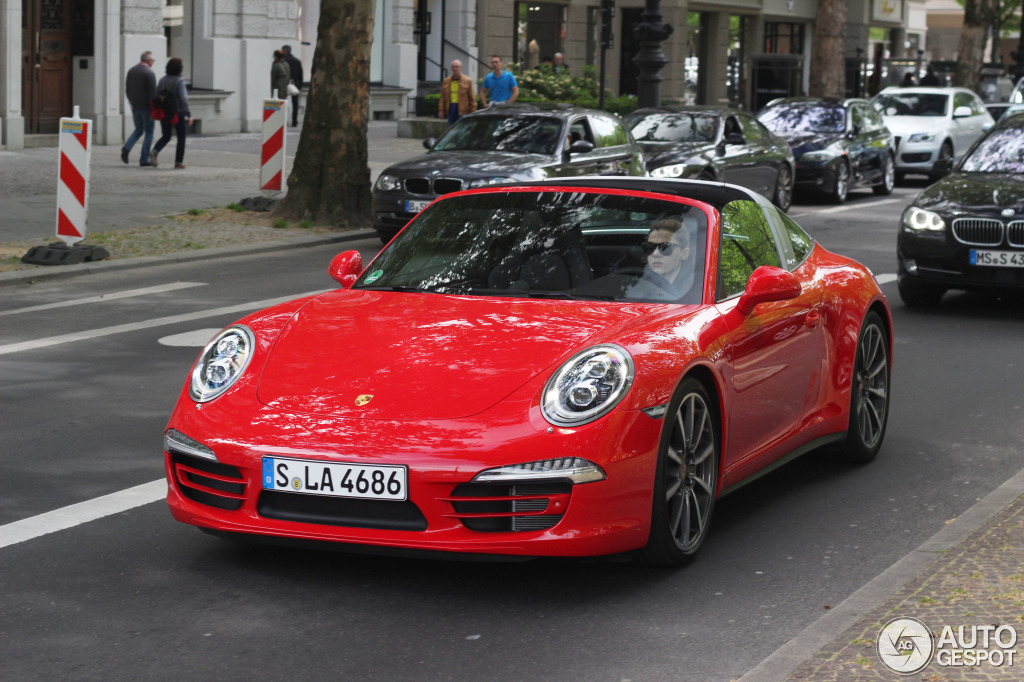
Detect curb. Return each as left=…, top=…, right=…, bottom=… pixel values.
left=0, top=229, right=377, bottom=287
left=740, top=464, right=1024, bottom=681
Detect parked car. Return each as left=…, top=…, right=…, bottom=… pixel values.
left=757, top=97, right=895, bottom=203
left=371, top=103, right=645, bottom=243
left=872, top=86, right=994, bottom=182
left=625, top=106, right=795, bottom=211
left=998, top=103, right=1024, bottom=122
left=897, top=112, right=1024, bottom=306
left=1010, top=76, right=1024, bottom=104
left=165, top=177, right=892, bottom=566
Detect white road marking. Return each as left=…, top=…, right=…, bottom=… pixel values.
left=0, top=479, right=166, bottom=550
left=816, top=198, right=905, bottom=214
left=0, top=289, right=330, bottom=356
left=159, top=328, right=222, bottom=347
left=0, top=282, right=206, bottom=317
left=875, top=273, right=897, bottom=284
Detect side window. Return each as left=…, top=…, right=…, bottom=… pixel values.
left=864, top=105, right=885, bottom=131
left=568, top=119, right=594, bottom=146
left=739, top=114, right=768, bottom=143
left=589, top=115, right=627, bottom=148
left=850, top=104, right=865, bottom=131
left=776, top=209, right=814, bottom=267
left=970, top=94, right=986, bottom=115
left=716, top=200, right=782, bottom=300
left=953, top=92, right=971, bottom=112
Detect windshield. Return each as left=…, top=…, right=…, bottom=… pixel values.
left=873, top=93, right=949, bottom=117
left=628, top=112, right=720, bottom=143
left=758, top=104, right=846, bottom=134
left=959, top=128, right=1024, bottom=173
left=355, top=190, right=710, bottom=304
left=433, top=116, right=564, bottom=154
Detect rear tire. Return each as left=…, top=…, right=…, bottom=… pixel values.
left=640, top=378, right=720, bottom=567
left=837, top=311, right=890, bottom=462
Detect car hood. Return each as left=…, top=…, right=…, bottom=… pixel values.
left=255, top=290, right=660, bottom=420
left=879, top=116, right=949, bottom=136
left=384, top=150, right=552, bottom=179
left=914, top=173, right=1024, bottom=214
left=639, top=141, right=716, bottom=170
left=775, top=132, right=842, bottom=157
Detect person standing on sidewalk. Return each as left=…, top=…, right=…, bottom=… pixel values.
left=282, top=45, right=303, bottom=127
left=480, top=55, right=518, bottom=107
left=152, top=58, right=191, bottom=170
left=271, top=50, right=291, bottom=99
left=121, top=51, right=157, bottom=167
left=438, top=60, right=477, bottom=125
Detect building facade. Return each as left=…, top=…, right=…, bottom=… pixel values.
left=2, top=0, right=927, bottom=150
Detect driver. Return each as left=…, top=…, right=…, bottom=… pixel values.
left=639, top=217, right=697, bottom=301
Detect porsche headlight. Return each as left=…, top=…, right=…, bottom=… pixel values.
left=541, top=344, right=634, bottom=426
left=467, top=176, right=514, bottom=188
left=649, top=163, right=688, bottom=178
left=375, top=174, right=402, bottom=191
left=902, top=206, right=945, bottom=232
left=908, top=132, right=936, bottom=143
left=189, top=326, right=255, bottom=402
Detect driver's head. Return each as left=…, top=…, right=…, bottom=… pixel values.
left=644, top=218, right=691, bottom=282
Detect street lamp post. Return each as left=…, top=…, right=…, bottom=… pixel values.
left=632, top=0, right=674, bottom=108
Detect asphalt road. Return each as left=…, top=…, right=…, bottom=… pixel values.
left=3, top=184, right=1024, bottom=680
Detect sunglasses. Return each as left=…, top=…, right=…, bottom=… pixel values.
left=642, top=241, right=681, bottom=256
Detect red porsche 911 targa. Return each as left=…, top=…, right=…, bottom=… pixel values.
left=164, top=178, right=892, bottom=566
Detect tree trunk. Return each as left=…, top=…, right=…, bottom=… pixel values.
left=954, top=0, right=998, bottom=92
left=808, top=0, right=848, bottom=99
left=274, top=0, right=375, bottom=228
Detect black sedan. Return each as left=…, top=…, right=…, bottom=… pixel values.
left=897, top=112, right=1024, bottom=306
left=625, top=106, right=795, bottom=211
left=757, top=97, right=895, bottom=203
left=372, top=104, right=645, bottom=242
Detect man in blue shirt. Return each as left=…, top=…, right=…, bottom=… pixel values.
left=481, top=55, right=519, bottom=106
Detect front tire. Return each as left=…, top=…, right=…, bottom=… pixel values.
left=773, top=164, right=793, bottom=212
left=898, top=277, right=946, bottom=306
left=828, top=160, right=849, bottom=204
left=873, top=154, right=895, bottom=195
left=640, top=378, right=720, bottom=567
left=838, top=311, right=890, bottom=462
left=929, top=142, right=953, bottom=183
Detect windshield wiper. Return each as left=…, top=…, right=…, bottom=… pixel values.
left=356, top=285, right=426, bottom=293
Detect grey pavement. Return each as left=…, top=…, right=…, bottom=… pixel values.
left=0, top=120, right=426, bottom=243
left=3, top=119, right=1023, bottom=680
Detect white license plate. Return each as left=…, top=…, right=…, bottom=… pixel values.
left=262, top=457, right=407, bottom=501
left=405, top=200, right=430, bottom=213
left=970, top=250, right=1024, bottom=268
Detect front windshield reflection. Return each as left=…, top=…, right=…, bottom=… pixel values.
left=628, top=113, right=720, bottom=143
left=758, top=104, right=846, bottom=134
left=873, top=93, right=949, bottom=117
left=959, top=128, right=1024, bottom=173
left=356, top=190, right=710, bottom=304
left=434, top=116, right=564, bottom=155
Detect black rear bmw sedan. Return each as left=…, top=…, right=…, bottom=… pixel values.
left=898, top=113, right=1024, bottom=305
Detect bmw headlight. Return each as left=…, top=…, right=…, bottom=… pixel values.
left=908, top=132, right=936, bottom=143
left=648, top=163, right=688, bottom=178
left=800, top=148, right=840, bottom=163
left=541, top=344, right=634, bottom=426
left=375, top=174, right=402, bottom=192
left=901, top=206, right=945, bottom=232
left=189, top=326, right=256, bottom=402
left=468, top=176, right=514, bottom=188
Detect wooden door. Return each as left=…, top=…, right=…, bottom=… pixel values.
left=21, top=0, right=73, bottom=134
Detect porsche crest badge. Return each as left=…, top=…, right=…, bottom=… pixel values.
left=354, top=394, right=373, bottom=407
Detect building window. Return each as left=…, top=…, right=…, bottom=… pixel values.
left=513, top=2, right=567, bottom=70
left=764, top=22, right=804, bottom=55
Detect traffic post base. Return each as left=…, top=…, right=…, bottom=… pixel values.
left=21, top=243, right=111, bottom=266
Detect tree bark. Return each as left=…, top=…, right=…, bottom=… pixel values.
left=808, top=0, right=848, bottom=99
left=954, top=0, right=998, bottom=92
left=274, top=0, right=375, bottom=228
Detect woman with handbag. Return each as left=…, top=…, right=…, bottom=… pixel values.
left=151, top=57, right=191, bottom=170
left=272, top=50, right=291, bottom=100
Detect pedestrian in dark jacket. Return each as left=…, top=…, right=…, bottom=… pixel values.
left=122, top=51, right=157, bottom=166
left=282, top=45, right=303, bottom=126
left=152, top=58, right=191, bottom=170
left=272, top=50, right=291, bottom=100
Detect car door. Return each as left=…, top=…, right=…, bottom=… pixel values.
left=733, top=113, right=780, bottom=197
left=588, top=114, right=643, bottom=176
left=857, top=102, right=892, bottom=184
left=845, top=103, right=873, bottom=185
left=552, top=117, right=604, bottom=177
left=713, top=199, right=824, bottom=472
left=713, top=114, right=760, bottom=190
left=951, top=91, right=986, bottom=157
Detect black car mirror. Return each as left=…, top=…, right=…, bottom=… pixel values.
left=423, top=138, right=437, bottom=150
left=569, top=139, right=595, bottom=154
left=931, top=157, right=954, bottom=178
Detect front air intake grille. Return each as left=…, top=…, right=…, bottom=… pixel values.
left=172, top=453, right=246, bottom=511
left=952, top=218, right=1004, bottom=246
left=257, top=491, right=428, bottom=530
left=404, top=178, right=431, bottom=194
left=433, top=178, right=463, bottom=195
left=1008, top=221, right=1024, bottom=247
left=443, top=482, right=572, bottom=532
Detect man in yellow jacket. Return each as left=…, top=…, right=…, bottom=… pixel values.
left=438, top=60, right=478, bottom=125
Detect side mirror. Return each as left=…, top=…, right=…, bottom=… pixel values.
left=930, top=156, right=954, bottom=178
left=736, top=266, right=801, bottom=315
left=569, top=139, right=595, bottom=154
left=423, top=137, right=437, bottom=150
left=953, top=106, right=973, bottom=118
left=328, top=250, right=363, bottom=288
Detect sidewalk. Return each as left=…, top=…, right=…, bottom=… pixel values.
left=2, top=121, right=1023, bottom=680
